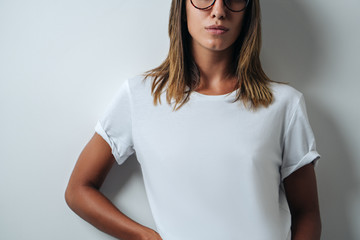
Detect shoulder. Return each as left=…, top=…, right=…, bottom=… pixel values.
left=125, top=74, right=156, bottom=103
left=268, top=81, right=304, bottom=107
left=127, top=74, right=153, bottom=90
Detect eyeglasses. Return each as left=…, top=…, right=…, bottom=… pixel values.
left=190, top=0, right=250, bottom=13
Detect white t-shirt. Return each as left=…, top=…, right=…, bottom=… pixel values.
left=95, top=74, right=321, bottom=240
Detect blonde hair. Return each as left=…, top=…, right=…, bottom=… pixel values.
left=141, top=0, right=286, bottom=111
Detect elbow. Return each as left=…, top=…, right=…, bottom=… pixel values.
left=64, top=182, right=94, bottom=211
left=64, top=183, right=77, bottom=210
left=64, top=185, right=72, bottom=208
left=291, top=210, right=322, bottom=239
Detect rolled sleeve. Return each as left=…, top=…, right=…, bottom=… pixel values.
left=281, top=94, right=321, bottom=182
left=94, top=79, right=135, bottom=165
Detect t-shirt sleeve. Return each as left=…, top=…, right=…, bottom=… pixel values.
left=94, top=79, right=135, bottom=165
left=280, top=94, right=321, bottom=182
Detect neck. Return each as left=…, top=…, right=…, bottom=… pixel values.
left=190, top=39, right=236, bottom=89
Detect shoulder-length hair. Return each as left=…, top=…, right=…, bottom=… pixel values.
left=141, top=0, right=285, bottom=111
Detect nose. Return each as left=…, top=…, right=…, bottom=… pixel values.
left=211, top=0, right=227, bottom=19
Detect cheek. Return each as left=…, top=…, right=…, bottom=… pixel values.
left=185, top=2, right=206, bottom=39
left=233, top=16, right=245, bottom=38
left=186, top=13, right=201, bottom=39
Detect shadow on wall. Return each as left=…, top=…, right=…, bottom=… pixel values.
left=261, top=1, right=357, bottom=239
left=99, top=154, right=158, bottom=230
left=261, top=0, right=321, bottom=85
left=307, top=97, right=356, bottom=240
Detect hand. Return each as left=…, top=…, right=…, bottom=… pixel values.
left=137, top=227, right=163, bottom=240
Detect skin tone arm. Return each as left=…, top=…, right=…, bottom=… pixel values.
left=283, top=161, right=322, bottom=240
left=64, top=133, right=163, bottom=240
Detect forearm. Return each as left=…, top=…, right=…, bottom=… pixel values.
left=291, top=211, right=321, bottom=240
left=65, top=185, right=149, bottom=240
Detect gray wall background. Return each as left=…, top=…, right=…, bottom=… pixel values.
left=0, top=0, right=359, bottom=239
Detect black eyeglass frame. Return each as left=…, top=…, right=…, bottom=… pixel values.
left=190, top=0, right=250, bottom=13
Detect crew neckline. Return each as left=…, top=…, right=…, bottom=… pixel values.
left=191, top=88, right=238, bottom=100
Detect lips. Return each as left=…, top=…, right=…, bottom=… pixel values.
left=205, top=25, right=229, bottom=31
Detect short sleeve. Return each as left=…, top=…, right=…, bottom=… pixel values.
left=281, top=94, right=321, bottom=182
left=94, top=79, right=135, bottom=165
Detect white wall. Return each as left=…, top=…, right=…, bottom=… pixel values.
left=0, top=0, right=359, bottom=239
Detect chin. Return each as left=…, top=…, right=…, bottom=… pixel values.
left=204, top=39, right=232, bottom=51
left=207, top=44, right=231, bottom=52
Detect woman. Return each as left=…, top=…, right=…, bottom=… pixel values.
left=65, top=0, right=322, bottom=239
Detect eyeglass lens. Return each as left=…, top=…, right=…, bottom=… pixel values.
left=191, top=0, right=248, bottom=12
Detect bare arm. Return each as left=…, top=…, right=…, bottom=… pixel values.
left=283, top=162, right=322, bottom=240
left=65, top=133, right=162, bottom=240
